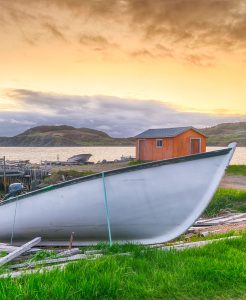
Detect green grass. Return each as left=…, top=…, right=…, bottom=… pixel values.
left=204, top=188, right=246, bottom=217
left=29, top=250, right=57, bottom=262
left=127, top=160, right=144, bottom=166
left=0, top=237, right=246, bottom=299
left=0, top=251, right=7, bottom=258
left=226, top=165, right=246, bottom=176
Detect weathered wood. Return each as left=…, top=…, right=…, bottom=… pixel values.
left=0, top=243, right=41, bottom=254
left=68, top=232, right=75, bottom=250
left=200, top=229, right=222, bottom=237
left=162, top=236, right=241, bottom=251
left=84, top=249, right=103, bottom=255
left=188, top=226, right=210, bottom=232
left=0, top=243, right=19, bottom=253
left=114, top=252, right=131, bottom=257
left=0, top=237, right=41, bottom=266
left=10, top=253, right=103, bottom=269
left=0, top=263, right=68, bottom=279
left=57, top=248, right=81, bottom=257
left=195, top=213, right=246, bottom=226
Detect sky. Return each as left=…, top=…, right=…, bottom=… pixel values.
left=0, top=0, right=246, bottom=137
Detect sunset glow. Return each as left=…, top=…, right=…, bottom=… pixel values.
left=0, top=0, right=246, bottom=136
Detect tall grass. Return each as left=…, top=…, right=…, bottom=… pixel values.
left=0, top=236, right=246, bottom=299
left=226, top=165, right=246, bottom=176
left=205, top=188, right=246, bottom=217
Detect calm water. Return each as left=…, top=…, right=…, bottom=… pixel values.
left=0, top=147, right=135, bottom=164
left=0, top=146, right=245, bottom=164
left=207, top=147, right=246, bottom=165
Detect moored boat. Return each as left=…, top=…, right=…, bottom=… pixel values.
left=0, top=143, right=236, bottom=245
left=67, top=153, right=92, bottom=164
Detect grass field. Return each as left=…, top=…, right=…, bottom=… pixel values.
left=226, top=165, right=246, bottom=176
left=0, top=236, right=246, bottom=300
left=205, top=188, right=246, bottom=217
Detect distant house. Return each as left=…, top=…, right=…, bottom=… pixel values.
left=135, top=126, right=206, bottom=161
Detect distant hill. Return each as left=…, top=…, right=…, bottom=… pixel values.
left=0, top=125, right=134, bottom=147
left=0, top=122, right=245, bottom=147
left=201, top=122, right=246, bottom=146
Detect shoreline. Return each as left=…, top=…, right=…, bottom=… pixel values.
left=51, top=163, right=246, bottom=190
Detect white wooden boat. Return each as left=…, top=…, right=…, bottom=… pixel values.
left=0, top=143, right=236, bottom=246
left=67, top=154, right=92, bottom=163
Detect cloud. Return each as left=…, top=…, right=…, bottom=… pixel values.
left=1, top=89, right=246, bottom=137
left=130, top=49, right=155, bottom=59
left=43, top=23, right=67, bottom=41
left=125, top=0, right=246, bottom=63
left=78, top=34, right=118, bottom=50
left=1, top=0, right=246, bottom=64
left=184, top=54, right=215, bottom=67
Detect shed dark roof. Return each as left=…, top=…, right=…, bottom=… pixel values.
left=135, top=126, right=205, bottom=138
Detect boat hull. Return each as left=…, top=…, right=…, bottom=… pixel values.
left=0, top=143, right=236, bottom=245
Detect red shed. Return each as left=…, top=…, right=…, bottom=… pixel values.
left=135, top=126, right=206, bottom=161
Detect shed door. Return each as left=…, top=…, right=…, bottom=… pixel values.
left=190, top=139, right=201, bottom=154
left=139, top=139, right=147, bottom=160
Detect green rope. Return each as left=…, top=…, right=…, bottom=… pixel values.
left=102, top=172, right=112, bottom=247
left=10, top=199, right=18, bottom=245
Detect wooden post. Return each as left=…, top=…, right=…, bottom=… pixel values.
left=69, top=232, right=74, bottom=249
left=3, top=156, right=6, bottom=193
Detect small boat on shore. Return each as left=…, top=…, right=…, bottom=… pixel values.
left=0, top=143, right=236, bottom=246
left=67, top=154, right=92, bottom=164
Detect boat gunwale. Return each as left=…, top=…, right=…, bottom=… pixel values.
left=0, top=148, right=231, bottom=207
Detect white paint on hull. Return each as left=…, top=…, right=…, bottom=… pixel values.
left=0, top=143, right=236, bottom=245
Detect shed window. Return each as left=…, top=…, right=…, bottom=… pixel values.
left=156, top=139, right=163, bottom=148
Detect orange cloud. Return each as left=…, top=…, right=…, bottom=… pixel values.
left=1, top=0, right=245, bottom=64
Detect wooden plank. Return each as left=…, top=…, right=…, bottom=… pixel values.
left=200, top=229, right=222, bottom=237
left=0, top=237, right=41, bottom=266
left=0, top=244, right=19, bottom=253
left=84, top=249, right=104, bottom=255
left=195, top=214, right=246, bottom=226
left=0, top=244, right=41, bottom=254
left=0, top=263, right=68, bottom=279
left=57, top=248, right=81, bottom=257
left=113, top=252, right=131, bottom=257
left=68, top=232, right=75, bottom=249
left=162, top=236, right=241, bottom=251
left=225, top=217, right=246, bottom=224
left=10, top=253, right=103, bottom=270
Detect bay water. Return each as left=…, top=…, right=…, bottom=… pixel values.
left=0, top=146, right=245, bottom=165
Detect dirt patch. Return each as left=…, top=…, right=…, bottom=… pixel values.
left=190, top=221, right=246, bottom=236
left=51, top=161, right=130, bottom=174
left=220, top=175, right=246, bottom=190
